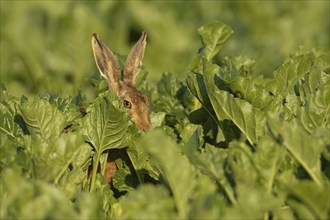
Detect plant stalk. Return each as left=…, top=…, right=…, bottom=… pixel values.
left=90, top=150, right=102, bottom=191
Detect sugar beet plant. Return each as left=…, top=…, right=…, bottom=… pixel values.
left=1, top=21, right=329, bottom=219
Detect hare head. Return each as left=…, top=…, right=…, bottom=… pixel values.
left=91, top=32, right=151, bottom=132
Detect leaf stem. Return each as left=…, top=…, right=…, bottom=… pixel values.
left=90, top=150, right=101, bottom=191
left=100, top=152, right=109, bottom=175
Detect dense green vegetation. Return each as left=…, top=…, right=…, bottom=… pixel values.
left=1, top=2, right=329, bottom=219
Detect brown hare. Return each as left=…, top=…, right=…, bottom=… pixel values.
left=91, top=32, right=151, bottom=183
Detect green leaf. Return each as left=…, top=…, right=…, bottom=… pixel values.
left=81, top=93, right=129, bottom=191
left=116, top=184, right=176, bottom=219
left=112, top=167, right=136, bottom=192
left=253, top=135, right=281, bottom=193
left=203, top=62, right=266, bottom=144
left=0, top=135, right=18, bottom=168
left=297, top=81, right=330, bottom=134
left=157, top=72, right=180, bottom=97
left=93, top=174, right=117, bottom=217
left=279, top=179, right=330, bottom=220
left=186, top=72, right=228, bottom=144
left=39, top=93, right=81, bottom=123
left=218, top=64, right=294, bottom=119
left=186, top=72, right=212, bottom=109
left=187, top=175, right=226, bottom=219
left=71, top=141, right=93, bottom=170
left=267, top=53, right=315, bottom=96
left=267, top=113, right=323, bottom=185
left=1, top=168, right=76, bottom=219
left=150, top=111, right=166, bottom=128
left=81, top=94, right=129, bottom=153
left=183, top=125, right=236, bottom=205
left=1, top=168, right=106, bottom=219
left=73, top=191, right=105, bottom=219
left=224, top=184, right=278, bottom=219
left=50, top=132, right=91, bottom=185
left=140, top=129, right=196, bottom=219
left=21, top=131, right=90, bottom=182
left=154, top=72, right=186, bottom=122
left=227, top=141, right=289, bottom=219
left=180, top=123, right=204, bottom=144
left=0, top=98, right=24, bottom=143
left=126, top=136, right=160, bottom=181
left=227, top=141, right=259, bottom=186
left=19, top=97, right=68, bottom=139
left=223, top=55, right=256, bottom=73
left=57, top=167, right=86, bottom=199
left=298, top=89, right=330, bottom=135
left=197, top=21, right=234, bottom=61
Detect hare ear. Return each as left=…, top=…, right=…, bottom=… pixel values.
left=123, top=32, right=147, bottom=87
left=91, top=33, right=122, bottom=94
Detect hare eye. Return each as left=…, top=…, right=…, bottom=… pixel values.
left=123, top=100, right=132, bottom=109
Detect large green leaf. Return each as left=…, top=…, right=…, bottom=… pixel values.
left=50, top=132, right=91, bottom=186
left=203, top=62, right=266, bottom=145
left=115, top=184, right=176, bottom=219
left=224, top=184, right=278, bottom=219
left=218, top=65, right=294, bottom=120
left=225, top=141, right=284, bottom=219
left=252, top=135, right=281, bottom=192
left=186, top=72, right=229, bottom=143
left=182, top=124, right=236, bottom=205
left=0, top=168, right=76, bottom=219
left=298, top=86, right=330, bottom=135
left=197, top=21, right=234, bottom=61
left=227, top=141, right=259, bottom=186
left=19, top=97, right=68, bottom=140
left=187, top=175, right=226, bottom=219
left=81, top=93, right=129, bottom=192
left=278, top=176, right=330, bottom=220
left=267, top=53, right=315, bottom=96
left=296, top=68, right=330, bottom=134
left=21, top=132, right=91, bottom=182
left=39, top=93, right=82, bottom=123
left=126, top=131, right=160, bottom=182
left=267, top=113, right=323, bottom=185
left=92, top=174, right=117, bottom=218
left=81, top=94, right=129, bottom=153
left=140, top=129, right=196, bottom=219
left=0, top=168, right=104, bottom=219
